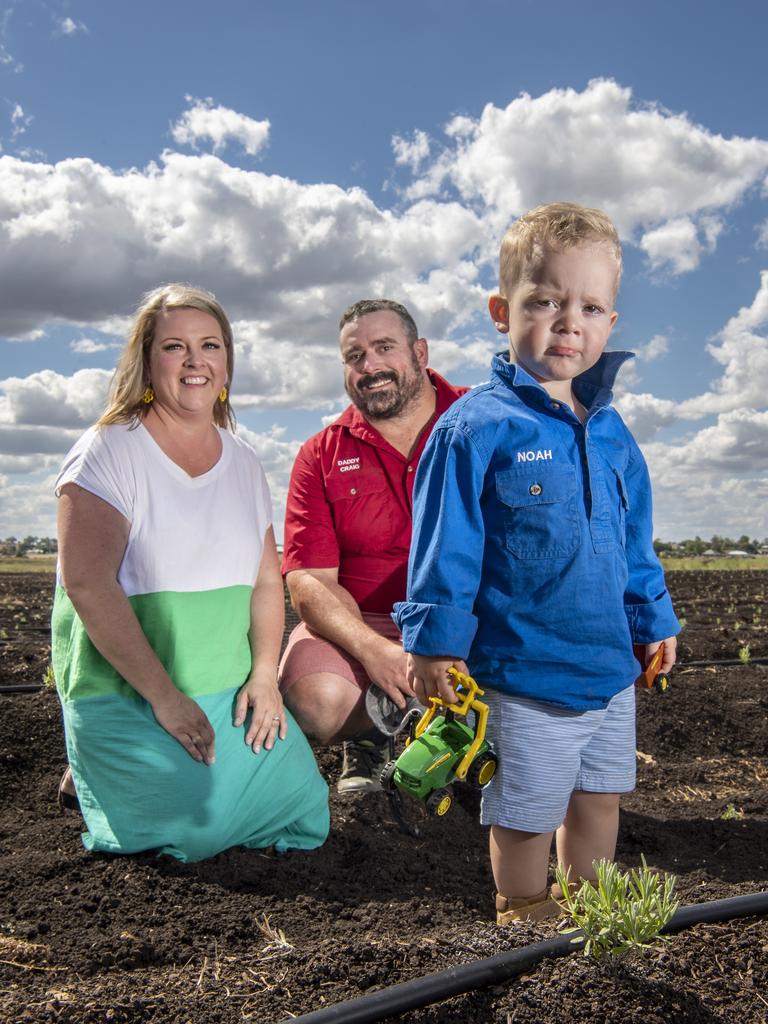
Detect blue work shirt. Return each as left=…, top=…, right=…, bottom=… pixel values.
left=393, top=351, right=680, bottom=711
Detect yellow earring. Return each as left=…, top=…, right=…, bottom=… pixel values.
left=219, top=386, right=228, bottom=402
left=142, top=386, right=155, bottom=404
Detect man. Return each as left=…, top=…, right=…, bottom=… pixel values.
left=279, top=299, right=467, bottom=793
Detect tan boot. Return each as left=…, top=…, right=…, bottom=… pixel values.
left=550, top=877, right=599, bottom=909
left=495, top=888, right=562, bottom=925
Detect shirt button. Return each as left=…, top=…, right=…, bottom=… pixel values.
left=350, top=487, right=357, bottom=495
left=407, top=466, right=414, bottom=473
left=550, top=402, right=560, bottom=410
left=529, top=483, right=543, bottom=496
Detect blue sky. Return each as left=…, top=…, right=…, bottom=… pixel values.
left=2, top=0, right=768, bottom=541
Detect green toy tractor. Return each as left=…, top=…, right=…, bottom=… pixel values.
left=380, top=668, right=497, bottom=816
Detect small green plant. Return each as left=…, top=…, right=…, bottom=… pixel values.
left=677, top=617, right=687, bottom=628
left=721, top=803, right=744, bottom=821
left=41, top=664, right=56, bottom=689
left=738, top=644, right=751, bottom=664
left=555, top=857, right=678, bottom=962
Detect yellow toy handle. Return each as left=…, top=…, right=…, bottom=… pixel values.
left=410, top=667, right=490, bottom=781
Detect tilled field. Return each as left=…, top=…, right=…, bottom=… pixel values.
left=0, top=570, right=767, bottom=1023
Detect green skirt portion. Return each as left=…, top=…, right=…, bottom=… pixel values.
left=60, top=687, right=329, bottom=862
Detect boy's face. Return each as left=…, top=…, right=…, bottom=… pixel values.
left=489, top=243, right=618, bottom=387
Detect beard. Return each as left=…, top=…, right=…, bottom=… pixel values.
left=346, top=351, right=425, bottom=421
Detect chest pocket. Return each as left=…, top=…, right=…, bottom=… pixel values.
left=325, top=470, right=396, bottom=552
left=495, top=464, right=579, bottom=559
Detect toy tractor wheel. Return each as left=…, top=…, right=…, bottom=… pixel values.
left=468, top=752, right=497, bottom=788
left=654, top=673, right=670, bottom=694
left=426, top=788, right=453, bottom=817
left=380, top=760, right=398, bottom=791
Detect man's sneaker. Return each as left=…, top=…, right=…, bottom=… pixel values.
left=337, top=737, right=389, bottom=794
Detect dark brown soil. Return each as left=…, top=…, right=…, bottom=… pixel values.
left=1, top=571, right=767, bottom=1023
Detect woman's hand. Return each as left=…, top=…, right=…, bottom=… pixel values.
left=151, top=689, right=216, bottom=765
left=234, top=670, right=287, bottom=753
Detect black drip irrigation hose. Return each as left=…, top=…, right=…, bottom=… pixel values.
left=676, top=657, right=768, bottom=667
left=284, top=891, right=768, bottom=1024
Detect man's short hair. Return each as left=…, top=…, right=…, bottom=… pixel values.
left=499, top=202, right=622, bottom=298
left=339, top=299, right=419, bottom=345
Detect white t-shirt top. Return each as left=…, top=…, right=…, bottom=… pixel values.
left=56, top=422, right=272, bottom=597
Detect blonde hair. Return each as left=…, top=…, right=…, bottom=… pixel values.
left=498, top=202, right=622, bottom=299
left=98, top=283, right=236, bottom=430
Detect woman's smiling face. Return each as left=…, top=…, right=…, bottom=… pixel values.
left=147, top=307, right=229, bottom=419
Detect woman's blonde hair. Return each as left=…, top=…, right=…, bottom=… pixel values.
left=98, top=283, right=236, bottom=430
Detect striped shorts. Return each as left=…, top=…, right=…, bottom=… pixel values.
left=480, top=684, right=636, bottom=833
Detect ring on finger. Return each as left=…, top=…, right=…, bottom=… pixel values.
left=272, top=715, right=280, bottom=722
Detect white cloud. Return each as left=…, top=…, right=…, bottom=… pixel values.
left=10, top=103, right=32, bottom=139
left=69, top=338, right=117, bottom=354
left=614, top=392, right=678, bottom=442
left=236, top=424, right=302, bottom=517
left=0, top=472, right=59, bottom=536
left=635, top=333, right=669, bottom=362
left=1, top=85, right=768, bottom=540
left=402, top=79, right=768, bottom=271
left=426, top=336, right=494, bottom=374
left=677, top=270, right=768, bottom=418
left=0, top=422, right=81, bottom=455
left=642, top=410, right=768, bottom=539
left=171, top=97, right=271, bottom=157
left=0, top=369, right=111, bottom=429
left=0, top=147, right=484, bottom=349
left=640, top=216, right=722, bottom=275
left=59, top=17, right=87, bottom=35
left=392, top=130, right=431, bottom=171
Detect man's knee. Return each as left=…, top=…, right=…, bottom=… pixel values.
left=282, top=672, right=367, bottom=744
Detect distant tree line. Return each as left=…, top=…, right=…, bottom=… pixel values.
left=3, top=533, right=767, bottom=559
left=0, top=536, right=58, bottom=556
left=654, top=535, right=768, bottom=557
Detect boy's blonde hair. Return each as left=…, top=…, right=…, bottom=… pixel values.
left=499, top=202, right=622, bottom=298
left=98, top=283, right=236, bottom=431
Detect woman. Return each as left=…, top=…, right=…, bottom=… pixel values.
left=52, top=284, right=329, bottom=862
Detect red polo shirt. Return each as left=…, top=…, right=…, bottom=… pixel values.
left=282, top=370, right=468, bottom=614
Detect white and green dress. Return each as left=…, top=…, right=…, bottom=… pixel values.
left=52, top=422, right=329, bottom=862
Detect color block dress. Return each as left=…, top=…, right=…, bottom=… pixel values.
left=52, top=422, right=329, bottom=862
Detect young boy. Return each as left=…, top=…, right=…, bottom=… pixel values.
left=393, top=202, right=679, bottom=924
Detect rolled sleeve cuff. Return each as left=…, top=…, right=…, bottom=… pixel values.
left=625, top=591, right=680, bottom=644
left=392, top=602, right=478, bottom=658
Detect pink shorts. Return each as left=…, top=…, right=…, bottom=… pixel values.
left=278, top=612, right=401, bottom=692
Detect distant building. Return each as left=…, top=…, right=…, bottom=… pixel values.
left=725, top=550, right=752, bottom=558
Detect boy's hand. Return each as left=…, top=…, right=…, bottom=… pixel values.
left=644, top=636, right=677, bottom=674
left=407, top=653, right=468, bottom=705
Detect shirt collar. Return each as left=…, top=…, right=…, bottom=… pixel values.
left=490, top=350, right=634, bottom=413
